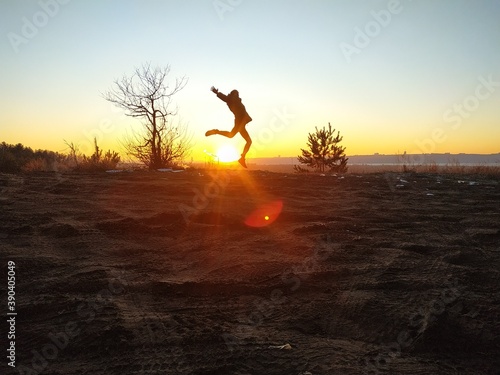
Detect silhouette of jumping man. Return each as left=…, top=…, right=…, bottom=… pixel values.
left=205, top=86, right=252, bottom=168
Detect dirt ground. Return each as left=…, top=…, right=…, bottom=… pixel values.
left=1, top=169, right=499, bottom=375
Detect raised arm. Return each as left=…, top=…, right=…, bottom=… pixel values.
left=211, top=86, right=228, bottom=102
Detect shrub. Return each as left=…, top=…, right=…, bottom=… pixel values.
left=295, top=122, right=348, bottom=173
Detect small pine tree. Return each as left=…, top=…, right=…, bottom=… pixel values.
left=83, top=138, right=120, bottom=171
left=295, top=123, right=348, bottom=173
left=66, top=138, right=121, bottom=171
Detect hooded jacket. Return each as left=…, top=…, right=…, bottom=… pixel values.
left=217, top=92, right=252, bottom=125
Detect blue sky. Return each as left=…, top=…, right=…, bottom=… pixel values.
left=1, top=0, right=499, bottom=161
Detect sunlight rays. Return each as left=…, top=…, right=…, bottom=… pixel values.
left=236, top=170, right=284, bottom=228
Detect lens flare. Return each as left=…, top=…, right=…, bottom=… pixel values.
left=244, top=200, right=283, bottom=227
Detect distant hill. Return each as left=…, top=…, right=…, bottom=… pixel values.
left=250, top=153, right=500, bottom=166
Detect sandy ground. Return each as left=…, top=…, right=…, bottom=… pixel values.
left=1, top=169, right=499, bottom=375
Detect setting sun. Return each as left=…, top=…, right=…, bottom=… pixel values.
left=217, top=144, right=239, bottom=163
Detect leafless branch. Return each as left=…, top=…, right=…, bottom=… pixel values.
left=103, top=63, right=190, bottom=169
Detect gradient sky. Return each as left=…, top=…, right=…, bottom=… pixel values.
left=1, top=0, right=499, bottom=161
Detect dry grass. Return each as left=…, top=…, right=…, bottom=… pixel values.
left=21, top=157, right=74, bottom=173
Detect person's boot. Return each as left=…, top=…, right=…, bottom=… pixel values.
left=205, top=129, right=218, bottom=136
left=238, top=156, right=247, bottom=168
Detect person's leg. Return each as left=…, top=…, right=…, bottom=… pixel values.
left=216, top=128, right=238, bottom=138
left=239, top=127, right=252, bottom=158
left=205, top=119, right=239, bottom=138
left=237, top=127, right=252, bottom=168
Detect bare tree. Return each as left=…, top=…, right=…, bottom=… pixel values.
left=104, top=63, right=191, bottom=169
left=64, top=140, right=80, bottom=168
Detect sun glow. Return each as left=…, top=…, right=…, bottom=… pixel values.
left=216, top=144, right=239, bottom=163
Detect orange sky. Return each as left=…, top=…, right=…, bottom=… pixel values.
left=1, top=1, right=499, bottom=161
